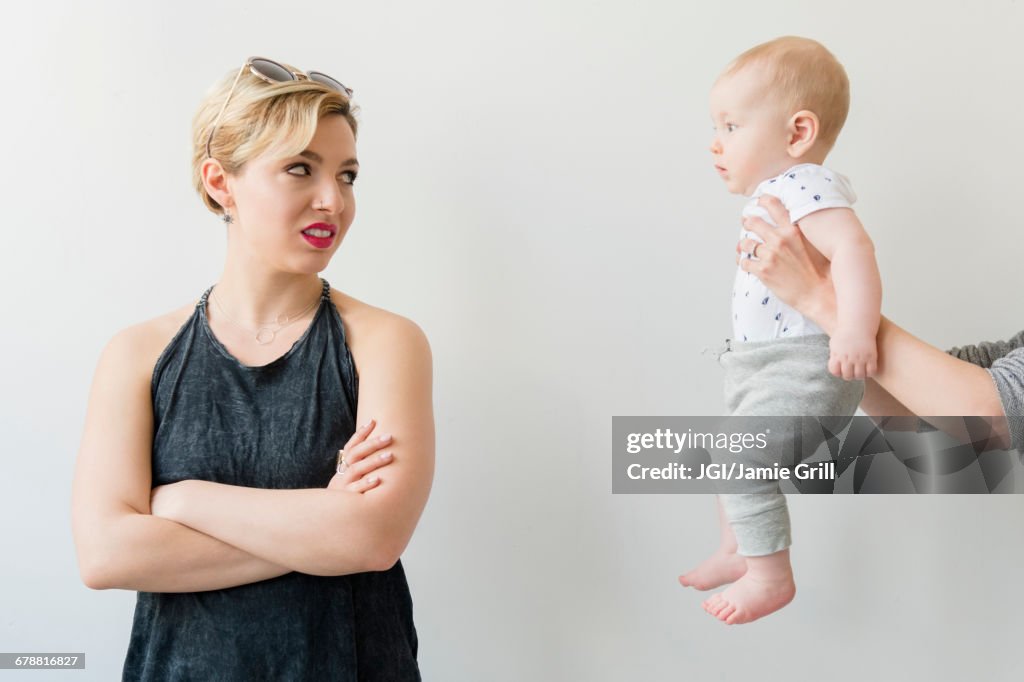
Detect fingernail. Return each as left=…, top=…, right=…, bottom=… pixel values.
left=379, top=433, right=392, bottom=442
left=361, top=419, right=374, bottom=429
left=379, top=452, right=393, bottom=460
left=367, top=475, right=379, bottom=484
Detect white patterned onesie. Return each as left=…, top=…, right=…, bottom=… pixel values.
left=732, top=163, right=857, bottom=342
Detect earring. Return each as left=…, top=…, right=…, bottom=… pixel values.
left=222, top=208, right=233, bottom=225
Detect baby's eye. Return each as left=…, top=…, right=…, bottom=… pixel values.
left=726, top=123, right=738, bottom=133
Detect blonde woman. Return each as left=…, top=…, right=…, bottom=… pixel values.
left=71, top=57, right=433, bottom=680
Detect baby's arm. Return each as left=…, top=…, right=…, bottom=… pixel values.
left=795, top=207, right=881, bottom=379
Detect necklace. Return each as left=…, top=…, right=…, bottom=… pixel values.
left=210, top=285, right=320, bottom=345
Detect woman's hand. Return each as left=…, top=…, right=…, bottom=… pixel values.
left=326, top=418, right=395, bottom=492
left=735, top=195, right=837, bottom=333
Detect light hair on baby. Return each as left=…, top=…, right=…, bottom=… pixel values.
left=722, top=36, right=850, bottom=153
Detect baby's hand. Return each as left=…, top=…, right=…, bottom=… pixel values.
left=828, top=329, right=877, bottom=380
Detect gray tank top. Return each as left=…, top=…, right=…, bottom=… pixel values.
left=122, top=278, right=420, bottom=681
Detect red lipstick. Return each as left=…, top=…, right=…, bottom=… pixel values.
left=301, top=222, right=336, bottom=249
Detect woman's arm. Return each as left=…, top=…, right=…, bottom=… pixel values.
left=152, top=310, right=435, bottom=576
left=72, top=327, right=292, bottom=592
left=866, top=332, right=1024, bottom=417
left=736, top=196, right=1011, bottom=449
left=855, top=316, right=1005, bottom=417
left=87, top=515, right=293, bottom=592
left=860, top=378, right=916, bottom=418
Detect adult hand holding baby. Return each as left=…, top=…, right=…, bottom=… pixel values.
left=736, top=195, right=831, bottom=327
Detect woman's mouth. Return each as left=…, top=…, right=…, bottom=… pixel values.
left=301, top=223, right=336, bottom=249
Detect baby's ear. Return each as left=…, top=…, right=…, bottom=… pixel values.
left=787, top=110, right=820, bottom=159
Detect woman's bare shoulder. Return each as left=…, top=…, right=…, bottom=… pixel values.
left=328, top=289, right=430, bottom=357
left=107, top=300, right=200, bottom=377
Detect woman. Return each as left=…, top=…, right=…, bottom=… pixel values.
left=71, top=57, right=433, bottom=680
left=736, top=194, right=1021, bottom=452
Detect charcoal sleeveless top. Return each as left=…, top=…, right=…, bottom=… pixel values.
left=122, top=278, right=420, bottom=681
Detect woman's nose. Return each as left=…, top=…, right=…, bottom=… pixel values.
left=317, top=185, right=345, bottom=214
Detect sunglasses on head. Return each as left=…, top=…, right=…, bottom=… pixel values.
left=205, top=56, right=354, bottom=160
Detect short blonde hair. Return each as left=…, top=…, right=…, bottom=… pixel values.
left=191, top=61, right=360, bottom=217
left=721, top=36, right=850, bottom=153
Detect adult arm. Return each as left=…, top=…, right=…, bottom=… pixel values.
left=737, top=195, right=1012, bottom=450
left=71, top=327, right=294, bottom=592
left=861, top=333, right=1024, bottom=419
left=152, top=311, right=435, bottom=576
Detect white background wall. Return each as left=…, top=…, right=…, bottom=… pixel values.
left=2, top=0, right=1022, bottom=680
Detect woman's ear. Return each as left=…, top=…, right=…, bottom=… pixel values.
left=201, top=158, right=234, bottom=211
left=787, top=110, right=819, bottom=159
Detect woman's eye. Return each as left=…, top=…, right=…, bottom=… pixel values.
left=287, top=163, right=356, bottom=185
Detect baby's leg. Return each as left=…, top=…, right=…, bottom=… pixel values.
left=700, top=490, right=795, bottom=624
left=678, top=496, right=748, bottom=590
left=695, top=334, right=862, bottom=624
left=703, top=547, right=795, bottom=625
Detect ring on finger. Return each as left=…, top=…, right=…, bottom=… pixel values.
left=751, top=243, right=760, bottom=258
left=336, top=449, right=348, bottom=474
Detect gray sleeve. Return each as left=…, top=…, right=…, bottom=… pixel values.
left=987, top=348, right=1024, bottom=453
left=945, top=329, right=1024, bottom=368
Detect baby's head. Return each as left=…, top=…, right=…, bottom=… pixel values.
left=709, top=36, right=849, bottom=196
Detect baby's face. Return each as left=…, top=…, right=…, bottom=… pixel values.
left=709, top=67, right=793, bottom=196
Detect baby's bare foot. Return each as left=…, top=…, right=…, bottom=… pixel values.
left=678, top=548, right=748, bottom=591
left=700, top=550, right=795, bottom=624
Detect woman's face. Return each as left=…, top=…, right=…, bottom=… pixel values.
left=226, top=114, right=359, bottom=273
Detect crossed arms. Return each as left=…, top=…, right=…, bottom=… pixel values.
left=71, top=312, right=434, bottom=593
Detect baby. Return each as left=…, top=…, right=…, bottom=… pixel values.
left=678, top=37, right=882, bottom=624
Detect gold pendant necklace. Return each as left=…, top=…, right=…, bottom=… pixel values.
left=210, top=286, right=320, bottom=346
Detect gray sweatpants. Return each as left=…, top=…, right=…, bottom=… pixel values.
left=717, top=334, right=864, bottom=556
